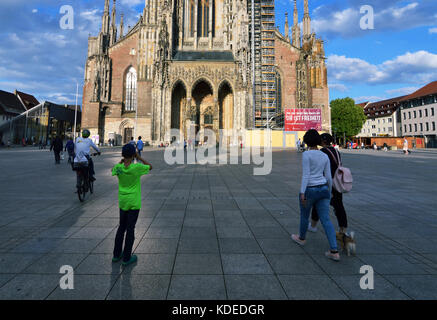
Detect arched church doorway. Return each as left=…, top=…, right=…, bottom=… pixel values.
left=119, top=119, right=134, bottom=145
left=99, top=106, right=109, bottom=144
left=191, top=80, right=214, bottom=144
left=218, top=81, right=234, bottom=145
left=171, top=81, right=187, bottom=142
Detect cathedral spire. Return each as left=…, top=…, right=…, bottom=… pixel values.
left=293, top=0, right=298, bottom=27
left=102, top=0, right=110, bottom=34
left=110, top=0, right=117, bottom=45
left=111, top=0, right=116, bottom=26
left=143, top=0, right=148, bottom=24
left=284, top=13, right=289, bottom=42
left=303, top=0, right=311, bottom=38
left=292, top=0, right=301, bottom=47
left=120, top=13, right=124, bottom=38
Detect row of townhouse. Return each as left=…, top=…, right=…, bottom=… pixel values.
left=357, top=81, right=437, bottom=148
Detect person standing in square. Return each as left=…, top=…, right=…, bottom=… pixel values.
left=112, top=144, right=152, bottom=266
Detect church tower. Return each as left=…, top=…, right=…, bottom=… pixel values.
left=292, top=0, right=301, bottom=48
left=303, top=0, right=312, bottom=40
left=81, top=0, right=331, bottom=145
left=102, top=0, right=110, bottom=35
left=120, top=13, right=124, bottom=38
left=284, top=13, right=290, bottom=42
left=109, top=0, right=117, bottom=46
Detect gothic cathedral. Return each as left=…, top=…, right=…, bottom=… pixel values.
left=82, top=0, right=330, bottom=145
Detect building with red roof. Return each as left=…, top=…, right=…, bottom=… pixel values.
left=399, top=81, right=437, bottom=148
left=14, top=90, right=40, bottom=110
left=356, top=96, right=404, bottom=138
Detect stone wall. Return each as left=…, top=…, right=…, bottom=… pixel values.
left=275, top=37, right=300, bottom=110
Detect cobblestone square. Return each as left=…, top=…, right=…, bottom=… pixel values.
left=0, top=147, right=436, bottom=300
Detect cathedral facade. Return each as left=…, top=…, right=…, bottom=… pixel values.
left=82, top=0, right=330, bottom=145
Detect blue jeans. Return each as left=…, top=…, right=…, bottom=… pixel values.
left=299, top=185, right=338, bottom=251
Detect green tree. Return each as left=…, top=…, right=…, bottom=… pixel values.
left=331, top=97, right=367, bottom=140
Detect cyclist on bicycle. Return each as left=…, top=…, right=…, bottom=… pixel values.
left=74, top=129, right=101, bottom=182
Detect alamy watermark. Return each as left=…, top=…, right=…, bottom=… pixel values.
left=163, top=129, right=272, bottom=176
left=59, top=5, right=74, bottom=30
left=59, top=265, right=74, bottom=290
left=359, top=265, right=375, bottom=290
left=360, top=5, right=375, bottom=30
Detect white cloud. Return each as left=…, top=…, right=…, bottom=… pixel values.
left=32, top=9, right=38, bottom=13
left=330, top=83, right=349, bottom=92
left=312, top=1, right=437, bottom=38
left=353, top=96, right=386, bottom=103
left=385, top=87, right=419, bottom=96
left=312, top=8, right=360, bottom=37
left=328, top=51, right=437, bottom=85
left=390, top=2, right=418, bottom=18
left=429, top=28, right=437, bottom=34
left=120, top=0, right=143, bottom=7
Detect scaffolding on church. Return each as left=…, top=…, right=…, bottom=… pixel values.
left=249, top=0, right=278, bottom=129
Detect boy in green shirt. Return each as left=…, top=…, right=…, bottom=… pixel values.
left=112, top=143, right=153, bottom=266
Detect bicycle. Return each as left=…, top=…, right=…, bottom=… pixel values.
left=73, top=153, right=99, bottom=202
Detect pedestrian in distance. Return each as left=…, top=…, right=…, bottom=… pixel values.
left=50, top=135, right=63, bottom=164
left=65, top=137, right=75, bottom=164
left=136, top=136, right=144, bottom=159
left=291, top=129, right=340, bottom=261
left=296, top=138, right=302, bottom=152
left=308, top=133, right=349, bottom=235
left=112, top=144, right=153, bottom=266
left=403, top=138, right=409, bottom=155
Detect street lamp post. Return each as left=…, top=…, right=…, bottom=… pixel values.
left=73, top=81, right=79, bottom=140
left=134, top=102, right=138, bottom=142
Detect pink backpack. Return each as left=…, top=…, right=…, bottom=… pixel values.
left=326, top=148, right=353, bottom=193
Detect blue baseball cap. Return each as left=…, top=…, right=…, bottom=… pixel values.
left=122, top=143, right=136, bottom=158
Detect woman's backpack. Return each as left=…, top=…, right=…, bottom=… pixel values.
left=326, top=148, right=353, bottom=193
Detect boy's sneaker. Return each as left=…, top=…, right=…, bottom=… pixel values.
left=291, top=234, right=306, bottom=246
left=112, top=253, right=123, bottom=263
left=308, top=223, right=318, bottom=233
left=325, top=251, right=340, bottom=262
left=122, top=255, right=138, bottom=266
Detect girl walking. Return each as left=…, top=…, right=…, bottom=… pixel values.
left=308, top=133, right=348, bottom=235
left=291, top=130, right=340, bottom=261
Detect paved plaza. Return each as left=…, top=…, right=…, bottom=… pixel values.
left=0, top=146, right=436, bottom=300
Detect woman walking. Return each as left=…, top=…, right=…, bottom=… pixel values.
left=403, top=138, right=409, bottom=155
left=291, top=130, right=340, bottom=261
left=308, top=133, right=348, bottom=235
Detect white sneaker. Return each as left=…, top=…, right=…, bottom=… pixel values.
left=325, top=251, right=340, bottom=262
left=308, top=223, right=318, bottom=233
left=291, top=234, right=306, bottom=246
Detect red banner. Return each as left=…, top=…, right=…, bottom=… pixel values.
left=284, top=108, right=322, bottom=131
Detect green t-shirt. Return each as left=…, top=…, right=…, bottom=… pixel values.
left=112, top=163, right=150, bottom=211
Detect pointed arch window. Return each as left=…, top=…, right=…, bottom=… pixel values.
left=198, top=0, right=210, bottom=37
left=125, top=67, right=137, bottom=112
left=189, top=0, right=195, bottom=37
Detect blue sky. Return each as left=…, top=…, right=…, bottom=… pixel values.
left=0, top=0, right=436, bottom=105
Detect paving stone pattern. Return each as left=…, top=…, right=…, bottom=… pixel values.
left=0, top=147, right=436, bottom=300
